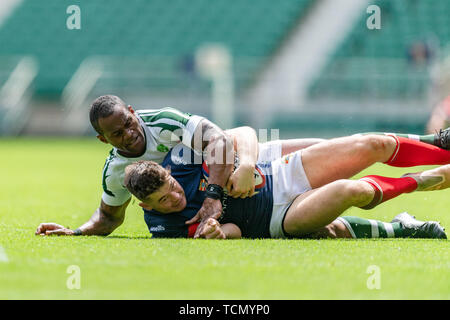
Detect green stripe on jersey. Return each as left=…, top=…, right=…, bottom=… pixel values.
left=102, top=149, right=116, bottom=197
left=140, top=108, right=191, bottom=127
left=150, top=123, right=184, bottom=139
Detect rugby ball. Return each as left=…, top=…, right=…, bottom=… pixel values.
left=201, top=161, right=266, bottom=189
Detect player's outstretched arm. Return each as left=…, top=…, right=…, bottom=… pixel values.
left=35, top=199, right=130, bottom=236
left=76, top=199, right=130, bottom=236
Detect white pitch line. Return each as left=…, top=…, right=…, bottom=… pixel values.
left=0, top=245, right=9, bottom=263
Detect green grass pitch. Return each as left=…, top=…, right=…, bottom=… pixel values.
left=0, top=138, right=448, bottom=299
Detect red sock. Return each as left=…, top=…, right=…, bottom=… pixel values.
left=359, top=175, right=418, bottom=209
left=385, top=136, right=450, bottom=167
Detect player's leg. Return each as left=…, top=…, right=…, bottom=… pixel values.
left=283, top=165, right=450, bottom=236
left=363, top=128, right=450, bottom=149
left=305, top=218, right=402, bottom=239
left=258, top=139, right=326, bottom=163
left=301, top=134, right=450, bottom=189
left=303, top=219, right=353, bottom=238
left=279, top=138, right=326, bottom=155
left=338, top=214, right=446, bottom=239
left=273, top=128, right=449, bottom=158
left=261, top=128, right=450, bottom=165
left=301, top=134, right=395, bottom=189
left=283, top=179, right=374, bottom=236
left=361, top=164, right=450, bottom=209
left=307, top=215, right=446, bottom=239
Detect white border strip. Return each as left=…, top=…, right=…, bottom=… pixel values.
left=360, top=177, right=384, bottom=206
left=407, top=134, right=420, bottom=141
left=368, top=219, right=379, bottom=238
left=383, top=222, right=395, bottom=238
left=336, top=217, right=356, bottom=239
left=385, top=134, right=400, bottom=163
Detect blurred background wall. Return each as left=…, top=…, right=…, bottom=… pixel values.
left=0, top=0, right=449, bottom=138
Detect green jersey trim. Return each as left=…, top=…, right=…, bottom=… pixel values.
left=102, top=149, right=116, bottom=197
left=140, top=107, right=191, bottom=128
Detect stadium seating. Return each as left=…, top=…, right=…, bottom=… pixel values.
left=309, top=0, right=450, bottom=99
left=0, top=0, right=312, bottom=95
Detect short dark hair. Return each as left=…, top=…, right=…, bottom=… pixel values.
left=89, top=95, right=127, bottom=134
left=124, top=161, right=169, bottom=201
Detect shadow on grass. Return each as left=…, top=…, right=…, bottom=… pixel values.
left=103, top=236, right=446, bottom=241
left=106, top=235, right=152, bottom=240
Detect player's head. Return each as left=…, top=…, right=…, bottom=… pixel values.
left=124, top=161, right=187, bottom=213
left=90, top=95, right=146, bottom=156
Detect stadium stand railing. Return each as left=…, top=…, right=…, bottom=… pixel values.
left=309, top=0, right=448, bottom=100
left=0, top=56, right=38, bottom=135
left=0, top=0, right=312, bottom=95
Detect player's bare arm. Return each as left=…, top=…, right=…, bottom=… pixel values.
left=185, top=119, right=234, bottom=236
left=224, top=126, right=258, bottom=198
left=196, top=118, right=235, bottom=188
left=75, top=199, right=130, bottom=236
left=35, top=199, right=130, bottom=236
left=186, top=122, right=260, bottom=238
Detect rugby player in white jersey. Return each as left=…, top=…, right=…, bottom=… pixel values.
left=35, top=95, right=276, bottom=237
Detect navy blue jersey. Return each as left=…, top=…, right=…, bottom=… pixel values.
left=143, top=145, right=274, bottom=238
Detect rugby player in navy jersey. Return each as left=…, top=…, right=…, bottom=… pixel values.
left=125, top=144, right=276, bottom=238
left=124, top=132, right=450, bottom=240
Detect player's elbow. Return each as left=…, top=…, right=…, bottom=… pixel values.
left=206, top=133, right=234, bottom=165
left=210, top=131, right=233, bottom=148
left=97, top=210, right=125, bottom=236
left=236, top=126, right=255, bottom=135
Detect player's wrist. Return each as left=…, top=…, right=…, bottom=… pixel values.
left=73, top=228, right=83, bottom=236
left=205, top=184, right=224, bottom=200
left=238, top=161, right=256, bottom=170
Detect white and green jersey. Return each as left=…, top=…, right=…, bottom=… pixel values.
left=101, top=107, right=204, bottom=206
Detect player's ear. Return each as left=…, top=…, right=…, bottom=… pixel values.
left=128, top=105, right=135, bottom=114
left=96, top=134, right=108, bottom=144
left=139, top=202, right=152, bottom=210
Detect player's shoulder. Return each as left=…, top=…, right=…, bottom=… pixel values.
left=143, top=211, right=189, bottom=238
left=137, top=107, right=193, bottom=127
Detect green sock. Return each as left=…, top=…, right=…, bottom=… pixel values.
left=363, top=132, right=436, bottom=146
left=338, top=216, right=404, bottom=238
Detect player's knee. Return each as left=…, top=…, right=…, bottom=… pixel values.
left=310, top=222, right=344, bottom=239
left=340, top=180, right=373, bottom=205
left=351, top=135, right=389, bottom=161
left=322, top=224, right=338, bottom=239
left=306, top=224, right=336, bottom=239
left=330, top=220, right=352, bottom=238
left=309, top=220, right=352, bottom=239
left=362, top=134, right=391, bottom=157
